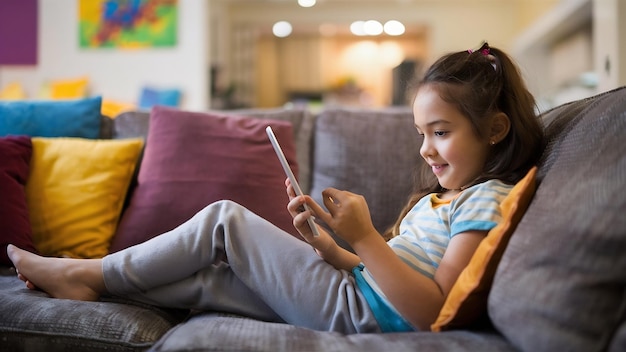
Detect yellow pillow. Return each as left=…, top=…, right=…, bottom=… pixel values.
left=101, top=99, right=136, bottom=118
left=431, top=166, right=537, bottom=332
left=49, top=77, right=89, bottom=99
left=27, top=137, right=144, bottom=258
left=0, top=82, right=26, bottom=100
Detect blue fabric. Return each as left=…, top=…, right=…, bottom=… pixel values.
left=352, top=264, right=415, bottom=333
left=0, top=96, right=102, bottom=138
left=138, top=87, right=181, bottom=109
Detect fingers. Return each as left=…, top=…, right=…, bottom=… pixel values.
left=287, top=194, right=305, bottom=216
left=284, top=178, right=300, bottom=201
left=321, top=187, right=345, bottom=213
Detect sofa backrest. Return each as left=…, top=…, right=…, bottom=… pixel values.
left=309, top=107, right=424, bottom=249
left=488, top=87, right=626, bottom=351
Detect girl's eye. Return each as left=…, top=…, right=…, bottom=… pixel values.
left=434, top=131, right=448, bottom=137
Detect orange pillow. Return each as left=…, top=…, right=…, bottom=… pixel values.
left=431, top=166, right=537, bottom=332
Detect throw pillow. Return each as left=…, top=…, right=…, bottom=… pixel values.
left=27, top=137, right=144, bottom=258
left=0, top=82, right=27, bottom=100
left=101, top=99, right=136, bottom=118
left=0, top=96, right=102, bottom=139
left=110, top=106, right=299, bottom=252
left=0, top=136, right=37, bottom=266
left=49, top=77, right=89, bottom=99
left=138, top=87, right=181, bottom=109
left=431, top=166, right=537, bottom=332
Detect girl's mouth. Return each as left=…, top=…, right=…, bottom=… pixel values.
left=431, top=164, right=447, bottom=175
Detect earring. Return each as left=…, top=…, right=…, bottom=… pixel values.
left=490, top=140, right=496, bottom=145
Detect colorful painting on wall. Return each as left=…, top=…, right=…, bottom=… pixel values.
left=79, top=0, right=177, bottom=49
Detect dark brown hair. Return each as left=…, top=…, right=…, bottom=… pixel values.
left=383, top=43, right=544, bottom=240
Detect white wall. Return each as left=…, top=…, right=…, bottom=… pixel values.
left=0, top=0, right=209, bottom=111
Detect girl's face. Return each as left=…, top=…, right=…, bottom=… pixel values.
left=413, top=85, right=491, bottom=192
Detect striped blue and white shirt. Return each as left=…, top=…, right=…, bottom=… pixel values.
left=357, top=179, right=513, bottom=331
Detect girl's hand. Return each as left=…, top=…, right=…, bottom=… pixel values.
left=285, top=179, right=336, bottom=254
left=285, top=179, right=365, bottom=270
left=312, top=187, right=380, bottom=247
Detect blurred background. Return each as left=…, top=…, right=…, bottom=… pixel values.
left=0, top=0, right=624, bottom=113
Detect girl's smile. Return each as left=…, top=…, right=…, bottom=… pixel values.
left=430, top=163, right=447, bottom=176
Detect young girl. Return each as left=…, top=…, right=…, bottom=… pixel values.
left=7, top=43, right=543, bottom=333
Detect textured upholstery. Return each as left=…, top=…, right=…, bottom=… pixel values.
left=148, top=313, right=514, bottom=352
left=0, top=271, right=187, bottom=352
left=310, top=107, right=424, bottom=248
left=609, top=319, right=626, bottom=352
left=489, top=87, right=626, bottom=351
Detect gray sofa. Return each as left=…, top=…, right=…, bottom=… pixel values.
left=1, top=86, right=625, bottom=351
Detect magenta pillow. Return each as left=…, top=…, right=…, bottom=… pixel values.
left=0, top=136, right=38, bottom=265
left=110, top=106, right=299, bottom=252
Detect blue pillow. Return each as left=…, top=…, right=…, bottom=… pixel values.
left=138, top=87, right=181, bottom=109
left=0, top=96, right=102, bottom=139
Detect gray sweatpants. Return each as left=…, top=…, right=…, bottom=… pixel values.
left=103, top=200, right=380, bottom=334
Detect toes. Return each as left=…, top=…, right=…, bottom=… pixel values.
left=17, top=273, right=27, bottom=283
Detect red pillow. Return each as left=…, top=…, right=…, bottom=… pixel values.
left=110, top=106, right=299, bottom=252
left=0, top=136, right=38, bottom=265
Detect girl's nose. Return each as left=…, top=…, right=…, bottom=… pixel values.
left=420, top=137, right=435, bottom=159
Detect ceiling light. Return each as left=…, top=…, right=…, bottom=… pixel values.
left=363, top=20, right=383, bottom=36
left=350, top=21, right=366, bottom=36
left=273, top=21, right=293, bottom=38
left=298, top=0, right=316, bottom=7
left=384, top=20, right=405, bottom=36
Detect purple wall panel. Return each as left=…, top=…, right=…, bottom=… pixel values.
left=0, top=0, right=38, bottom=65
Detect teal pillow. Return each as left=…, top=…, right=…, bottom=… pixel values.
left=0, top=96, right=102, bottom=138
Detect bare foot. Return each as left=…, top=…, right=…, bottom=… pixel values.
left=7, top=244, right=105, bottom=301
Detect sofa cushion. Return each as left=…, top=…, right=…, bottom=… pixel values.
left=310, top=108, right=424, bottom=248
left=149, top=312, right=516, bottom=352
left=112, top=107, right=315, bottom=193
left=0, top=96, right=102, bottom=138
left=0, top=273, right=187, bottom=352
left=431, top=166, right=537, bottom=332
left=0, top=136, right=37, bottom=266
left=110, top=106, right=299, bottom=252
left=226, top=107, right=315, bottom=194
left=27, top=138, right=144, bottom=258
left=489, top=87, right=626, bottom=351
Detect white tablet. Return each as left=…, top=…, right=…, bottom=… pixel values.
left=266, top=126, right=320, bottom=237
